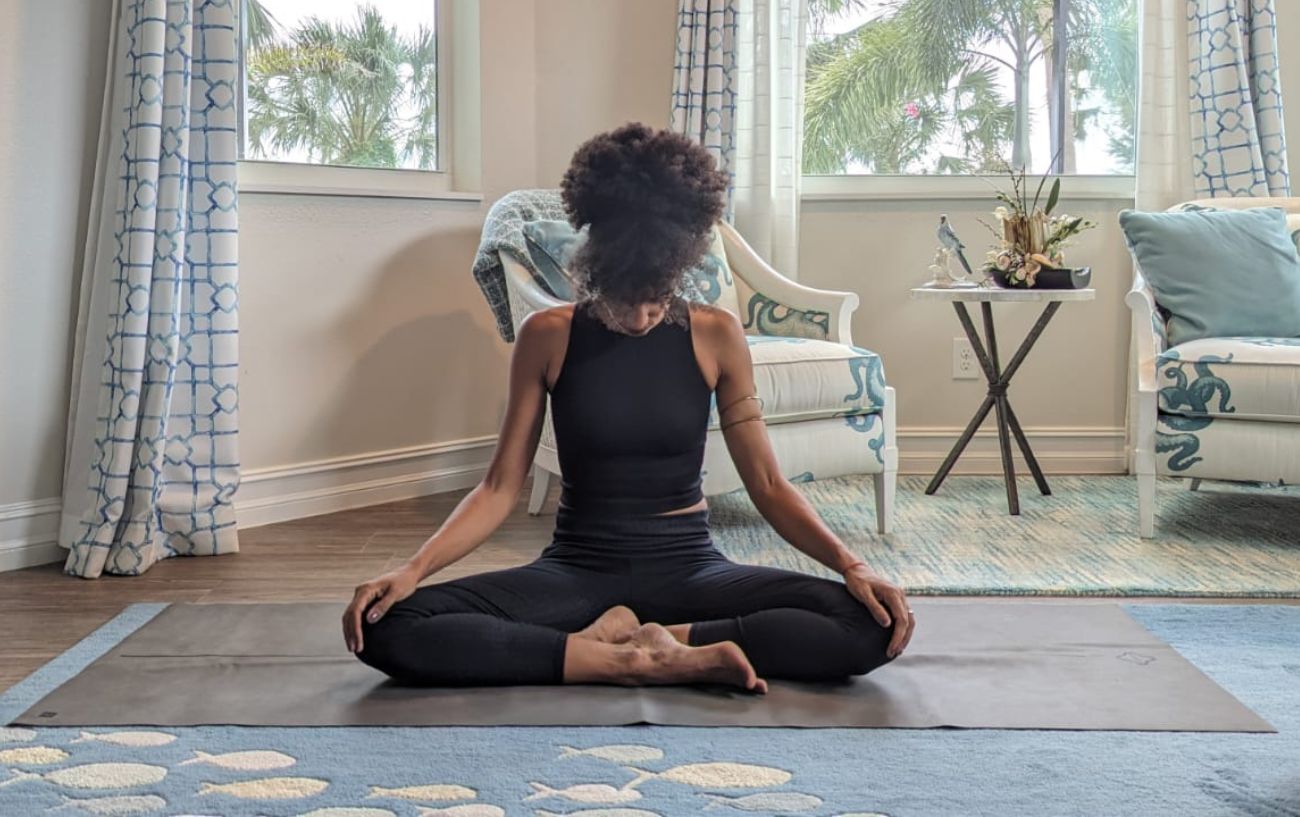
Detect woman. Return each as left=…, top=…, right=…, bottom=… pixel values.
left=343, top=123, right=915, bottom=692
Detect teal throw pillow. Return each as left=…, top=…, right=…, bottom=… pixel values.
left=1118, top=206, right=1300, bottom=346
left=521, top=219, right=581, bottom=300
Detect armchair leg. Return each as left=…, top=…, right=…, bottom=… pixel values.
left=872, top=470, right=895, bottom=535
left=1133, top=388, right=1158, bottom=539
left=1189, top=478, right=1202, bottom=492
left=1137, top=468, right=1156, bottom=538
left=874, top=386, right=899, bottom=535
left=528, top=465, right=552, bottom=516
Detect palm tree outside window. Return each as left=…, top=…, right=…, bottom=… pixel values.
left=239, top=0, right=440, bottom=172
left=804, top=0, right=1137, bottom=176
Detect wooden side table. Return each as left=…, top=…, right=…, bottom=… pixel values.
left=909, top=284, right=1097, bottom=515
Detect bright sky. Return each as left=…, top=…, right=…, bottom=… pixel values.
left=808, top=0, right=1129, bottom=174
left=261, top=0, right=434, bottom=33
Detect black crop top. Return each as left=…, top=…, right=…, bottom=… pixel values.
left=548, top=301, right=713, bottom=515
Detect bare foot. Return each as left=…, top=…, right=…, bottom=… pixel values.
left=625, top=623, right=767, bottom=694
left=574, top=605, right=641, bottom=644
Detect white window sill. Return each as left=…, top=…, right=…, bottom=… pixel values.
left=238, top=160, right=483, bottom=202
left=801, top=174, right=1135, bottom=202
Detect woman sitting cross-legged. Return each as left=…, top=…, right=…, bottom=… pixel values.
left=342, top=122, right=916, bottom=692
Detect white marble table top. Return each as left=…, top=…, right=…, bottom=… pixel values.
left=909, top=283, right=1096, bottom=302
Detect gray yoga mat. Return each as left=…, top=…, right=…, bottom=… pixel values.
left=14, top=601, right=1273, bottom=731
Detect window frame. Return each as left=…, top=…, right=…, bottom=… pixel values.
left=237, top=0, right=482, bottom=201
left=800, top=0, right=1136, bottom=196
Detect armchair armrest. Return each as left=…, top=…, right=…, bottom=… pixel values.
left=502, top=250, right=567, bottom=338
left=1124, top=268, right=1168, bottom=394
left=716, top=221, right=860, bottom=345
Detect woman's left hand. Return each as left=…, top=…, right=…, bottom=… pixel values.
left=843, top=565, right=915, bottom=659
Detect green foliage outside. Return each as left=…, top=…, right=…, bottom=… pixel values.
left=804, top=0, right=1137, bottom=175
left=243, top=2, right=438, bottom=170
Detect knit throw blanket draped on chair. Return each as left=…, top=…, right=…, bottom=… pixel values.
left=472, top=189, right=569, bottom=342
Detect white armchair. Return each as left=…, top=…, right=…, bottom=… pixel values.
left=1127, top=196, right=1300, bottom=537
left=501, top=215, right=898, bottom=533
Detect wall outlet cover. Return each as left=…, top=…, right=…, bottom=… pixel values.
left=953, top=337, right=979, bottom=380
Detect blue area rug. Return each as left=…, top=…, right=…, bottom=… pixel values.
left=711, top=476, right=1300, bottom=597
left=1, top=603, right=1297, bottom=817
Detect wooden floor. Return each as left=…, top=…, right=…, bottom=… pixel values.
left=2, top=482, right=1294, bottom=693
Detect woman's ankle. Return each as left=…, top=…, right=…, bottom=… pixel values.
left=563, top=636, right=652, bottom=685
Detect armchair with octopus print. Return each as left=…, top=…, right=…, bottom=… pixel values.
left=476, top=189, right=898, bottom=534
left=1127, top=197, right=1300, bottom=538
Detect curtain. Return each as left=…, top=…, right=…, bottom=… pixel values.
left=670, top=0, right=740, bottom=219
left=1134, top=0, right=1197, bottom=210
left=1128, top=0, right=1198, bottom=469
left=672, top=0, right=808, bottom=279
left=732, top=0, right=809, bottom=279
left=59, top=0, right=242, bottom=578
left=1189, top=0, right=1290, bottom=197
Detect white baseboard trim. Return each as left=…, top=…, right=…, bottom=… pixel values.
left=234, top=436, right=498, bottom=529
left=897, top=426, right=1127, bottom=475
left=0, top=498, right=64, bottom=572
left=2, top=426, right=1125, bottom=572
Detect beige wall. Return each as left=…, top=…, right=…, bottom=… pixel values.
left=239, top=0, right=542, bottom=469
left=534, top=0, right=678, bottom=185
left=0, top=0, right=113, bottom=506
left=239, top=0, right=678, bottom=473
left=5, top=0, right=1300, bottom=523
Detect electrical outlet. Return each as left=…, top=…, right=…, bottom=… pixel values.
left=953, top=338, right=979, bottom=380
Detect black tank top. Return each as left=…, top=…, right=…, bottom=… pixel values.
left=548, top=301, right=713, bottom=515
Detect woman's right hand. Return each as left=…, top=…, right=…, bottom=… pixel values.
left=342, top=564, right=421, bottom=654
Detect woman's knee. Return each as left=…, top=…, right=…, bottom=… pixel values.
left=355, top=607, right=423, bottom=680
left=834, top=601, right=895, bottom=676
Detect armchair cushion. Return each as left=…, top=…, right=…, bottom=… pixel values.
left=1158, top=337, right=1300, bottom=422
left=1119, top=206, right=1300, bottom=346
left=518, top=219, right=739, bottom=314
left=707, top=336, right=886, bottom=428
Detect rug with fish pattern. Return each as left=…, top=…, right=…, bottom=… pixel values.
left=1, top=603, right=1297, bottom=816
left=710, top=476, right=1300, bottom=597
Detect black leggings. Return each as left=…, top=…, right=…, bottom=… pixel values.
left=356, top=506, right=896, bottom=686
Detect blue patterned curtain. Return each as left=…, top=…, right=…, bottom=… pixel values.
left=59, top=0, right=241, bottom=578
left=670, top=0, right=740, bottom=220
left=1189, top=0, right=1289, bottom=197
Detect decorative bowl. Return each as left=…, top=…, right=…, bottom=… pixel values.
left=990, top=265, right=1091, bottom=290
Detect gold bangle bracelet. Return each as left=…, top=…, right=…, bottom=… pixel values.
left=718, top=394, right=764, bottom=415
left=720, top=415, right=764, bottom=432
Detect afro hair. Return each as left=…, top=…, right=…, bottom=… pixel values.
left=559, top=122, right=729, bottom=313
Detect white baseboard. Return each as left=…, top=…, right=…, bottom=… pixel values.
left=2, top=426, right=1125, bottom=573
left=234, top=436, right=497, bottom=529
left=0, top=498, right=64, bottom=572
left=898, top=426, right=1127, bottom=475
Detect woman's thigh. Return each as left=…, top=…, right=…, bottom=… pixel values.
left=629, top=554, right=871, bottom=626
left=383, top=555, right=624, bottom=633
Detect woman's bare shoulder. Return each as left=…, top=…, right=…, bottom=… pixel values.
left=517, top=304, right=576, bottom=346
left=688, top=302, right=745, bottom=345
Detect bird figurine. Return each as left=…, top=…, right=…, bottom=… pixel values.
left=936, top=214, right=974, bottom=279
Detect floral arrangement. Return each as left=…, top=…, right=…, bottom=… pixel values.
left=980, top=161, right=1095, bottom=288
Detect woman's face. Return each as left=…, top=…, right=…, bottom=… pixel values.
left=592, top=297, right=672, bottom=336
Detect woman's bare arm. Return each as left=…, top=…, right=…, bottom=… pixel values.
left=399, top=310, right=561, bottom=580
left=342, top=308, right=564, bottom=652
left=703, top=308, right=914, bottom=657
left=703, top=310, right=863, bottom=574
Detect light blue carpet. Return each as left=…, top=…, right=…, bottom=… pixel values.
left=711, top=476, right=1300, bottom=597
left=1, top=603, right=1297, bottom=816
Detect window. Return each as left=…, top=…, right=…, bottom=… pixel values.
left=803, top=0, right=1137, bottom=177
left=237, top=0, right=481, bottom=198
